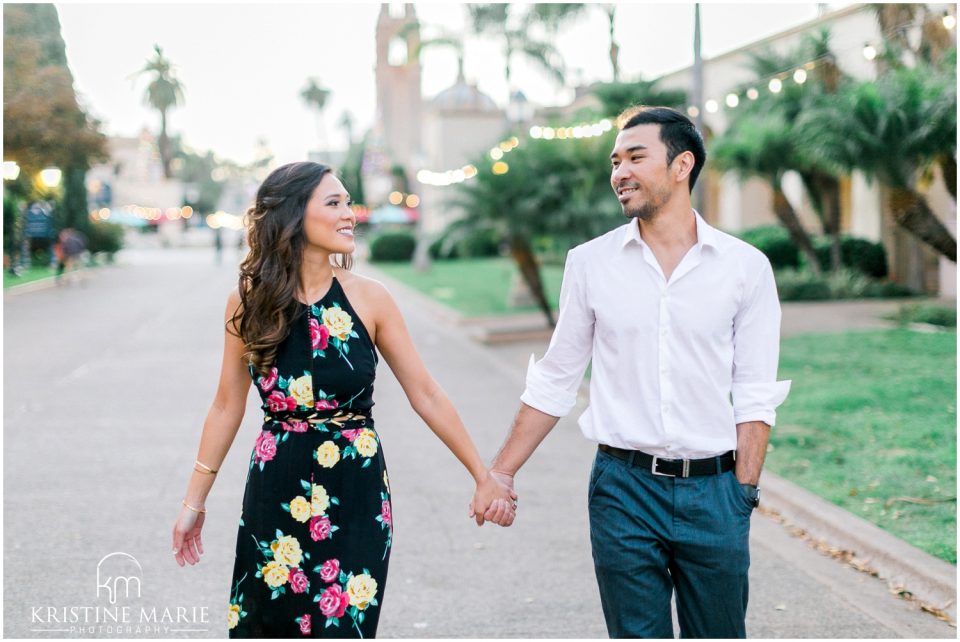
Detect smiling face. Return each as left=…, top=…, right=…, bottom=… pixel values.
left=303, top=173, right=355, bottom=255
left=610, top=124, right=683, bottom=222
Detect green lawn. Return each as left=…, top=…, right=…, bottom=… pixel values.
left=3, top=265, right=57, bottom=289
left=770, top=329, right=957, bottom=563
left=373, top=257, right=564, bottom=317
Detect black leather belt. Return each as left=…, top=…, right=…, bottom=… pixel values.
left=598, top=444, right=735, bottom=478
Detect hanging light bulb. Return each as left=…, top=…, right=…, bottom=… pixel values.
left=769, top=78, right=783, bottom=93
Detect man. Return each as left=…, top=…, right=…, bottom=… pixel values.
left=475, top=106, right=791, bottom=638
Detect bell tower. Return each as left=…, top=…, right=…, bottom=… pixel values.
left=374, top=3, right=422, bottom=174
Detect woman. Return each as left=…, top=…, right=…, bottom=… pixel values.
left=171, top=162, right=516, bottom=638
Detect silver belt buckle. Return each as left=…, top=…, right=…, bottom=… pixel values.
left=650, top=456, right=674, bottom=477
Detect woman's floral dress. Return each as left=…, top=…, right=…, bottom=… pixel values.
left=229, top=278, right=392, bottom=638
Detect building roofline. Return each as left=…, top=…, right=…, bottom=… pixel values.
left=656, top=3, right=872, bottom=80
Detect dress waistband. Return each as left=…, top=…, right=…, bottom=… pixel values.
left=262, top=407, right=371, bottom=432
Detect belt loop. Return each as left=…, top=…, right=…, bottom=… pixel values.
left=628, top=451, right=638, bottom=467
left=715, top=456, right=722, bottom=475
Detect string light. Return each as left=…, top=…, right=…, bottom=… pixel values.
left=943, top=14, right=955, bottom=30
left=862, top=44, right=877, bottom=60
left=793, top=68, right=807, bottom=84
left=725, top=93, right=739, bottom=108
left=746, top=88, right=759, bottom=100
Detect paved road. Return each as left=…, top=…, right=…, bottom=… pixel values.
left=4, top=245, right=954, bottom=638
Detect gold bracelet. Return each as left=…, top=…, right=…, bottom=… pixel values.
left=193, top=465, right=215, bottom=475
left=182, top=500, right=206, bottom=514
left=195, top=459, right=218, bottom=474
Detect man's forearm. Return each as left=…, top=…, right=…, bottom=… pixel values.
left=734, top=420, right=770, bottom=485
left=490, top=403, right=561, bottom=475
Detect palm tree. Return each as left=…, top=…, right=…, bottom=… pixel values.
left=737, top=31, right=846, bottom=271
left=527, top=3, right=620, bottom=82
left=300, top=78, right=331, bottom=150
left=450, top=133, right=622, bottom=327
left=590, top=78, right=687, bottom=116
left=796, top=64, right=957, bottom=262
left=136, top=44, right=184, bottom=179
left=466, top=4, right=566, bottom=93
left=712, top=114, right=824, bottom=275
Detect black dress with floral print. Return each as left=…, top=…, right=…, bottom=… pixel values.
left=229, top=277, right=392, bottom=639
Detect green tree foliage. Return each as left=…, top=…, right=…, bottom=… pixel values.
left=450, top=133, right=623, bottom=326
left=3, top=3, right=107, bottom=247
left=796, top=63, right=957, bottom=262
left=590, top=79, right=687, bottom=118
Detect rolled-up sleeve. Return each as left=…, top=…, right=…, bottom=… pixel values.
left=731, top=257, right=792, bottom=426
left=520, top=247, right=595, bottom=417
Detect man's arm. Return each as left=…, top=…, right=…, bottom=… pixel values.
left=473, top=247, right=594, bottom=525
left=734, top=420, right=769, bottom=485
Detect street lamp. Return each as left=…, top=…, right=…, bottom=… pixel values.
left=40, top=166, right=62, bottom=188
left=3, top=161, right=20, bottom=181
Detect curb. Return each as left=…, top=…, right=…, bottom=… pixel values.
left=365, top=261, right=957, bottom=622
left=760, top=471, right=957, bottom=621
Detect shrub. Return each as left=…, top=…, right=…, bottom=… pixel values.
left=775, top=268, right=915, bottom=301
left=369, top=232, right=416, bottom=262
left=458, top=228, right=501, bottom=258
left=888, top=303, right=957, bottom=328
left=738, top=225, right=800, bottom=269
left=815, top=236, right=888, bottom=277
left=86, top=221, right=125, bottom=256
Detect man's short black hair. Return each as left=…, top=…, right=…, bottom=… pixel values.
left=617, top=106, right=707, bottom=192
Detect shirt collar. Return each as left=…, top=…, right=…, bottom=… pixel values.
left=620, top=209, right=725, bottom=254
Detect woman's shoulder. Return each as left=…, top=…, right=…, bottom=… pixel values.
left=336, top=269, right=392, bottom=302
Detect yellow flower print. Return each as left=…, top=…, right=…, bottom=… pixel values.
left=354, top=429, right=378, bottom=458
left=262, top=560, right=289, bottom=588
left=288, top=375, right=314, bottom=408
left=228, top=603, right=241, bottom=629
left=322, top=307, right=354, bottom=341
left=311, top=484, right=330, bottom=516
left=316, top=441, right=340, bottom=468
left=346, top=573, right=378, bottom=610
left=270, top=534, right=303, bottom=567
left=288, top=496, right=311, bottom=523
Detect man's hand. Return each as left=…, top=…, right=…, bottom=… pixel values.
left=469, top=470, right=518, bottom=527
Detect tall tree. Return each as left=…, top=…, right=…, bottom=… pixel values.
left=797, top=64, right=957, bottom=262
left=528, top=3, right=621, bottom=82
left=466, top=4, right=566, bottom=92
left=300, top=78, right=331, bottom=150
left=135, top=44, right=184, bottom=179
left=3, top=4, right=106, bottom=227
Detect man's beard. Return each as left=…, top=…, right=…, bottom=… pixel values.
left=622, top=184, right=671, bottom=221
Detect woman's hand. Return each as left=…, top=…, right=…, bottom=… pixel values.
left=172, top=504, right=206, bottom=567
left=469, top=470, right=518, bottom=527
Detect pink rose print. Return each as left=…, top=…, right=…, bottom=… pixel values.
left=267, top=391, right=297, bottom=413
left=299, top=613, right=311, bottom=635
left=339, top=429, right=361, bottom=442
left=289, top=567, right=309, bottom=594
left=381, top=500, right=392, bottom=527
left=309, top=515, right=332, bottom=542
left=254, top=431, right=277, bottom=463
left=309, top=318, right=330, bottom=351
left=317, top=584, right=349, bottom=618
left=283, top=419, right=308, bottom=433
left=258, top=367, right=279, bottom=392
left=319, top=559, right=340, bottom=583
left=315, top=399, right=339, bottom=411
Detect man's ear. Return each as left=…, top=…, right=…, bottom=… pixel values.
left=672, top=150, right=695, bottom=185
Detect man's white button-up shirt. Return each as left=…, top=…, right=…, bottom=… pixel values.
left=520, top=212, right=792, bottom=459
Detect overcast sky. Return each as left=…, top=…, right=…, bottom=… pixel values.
left=55, top=2, right=850, bottom=166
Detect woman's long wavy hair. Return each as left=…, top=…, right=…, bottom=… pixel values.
left=231, top=161, right=353, bottom=376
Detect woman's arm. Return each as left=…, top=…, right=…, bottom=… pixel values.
left=172, top=288, right=253, bottom=566
left=368, top=281, right=516, bottom=525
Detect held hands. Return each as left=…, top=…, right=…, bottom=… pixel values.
left=469, top=470, right=518, bottom=527
left=172, top=503, right=206, bottom=566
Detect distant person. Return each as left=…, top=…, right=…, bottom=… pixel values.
left=170, top=162, right=516, bottom=638
left=213, top=226, right=223, bottom=265
left=472, top=106, right=792, bottom=638
left=55, top=228, right=87, bottom=284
